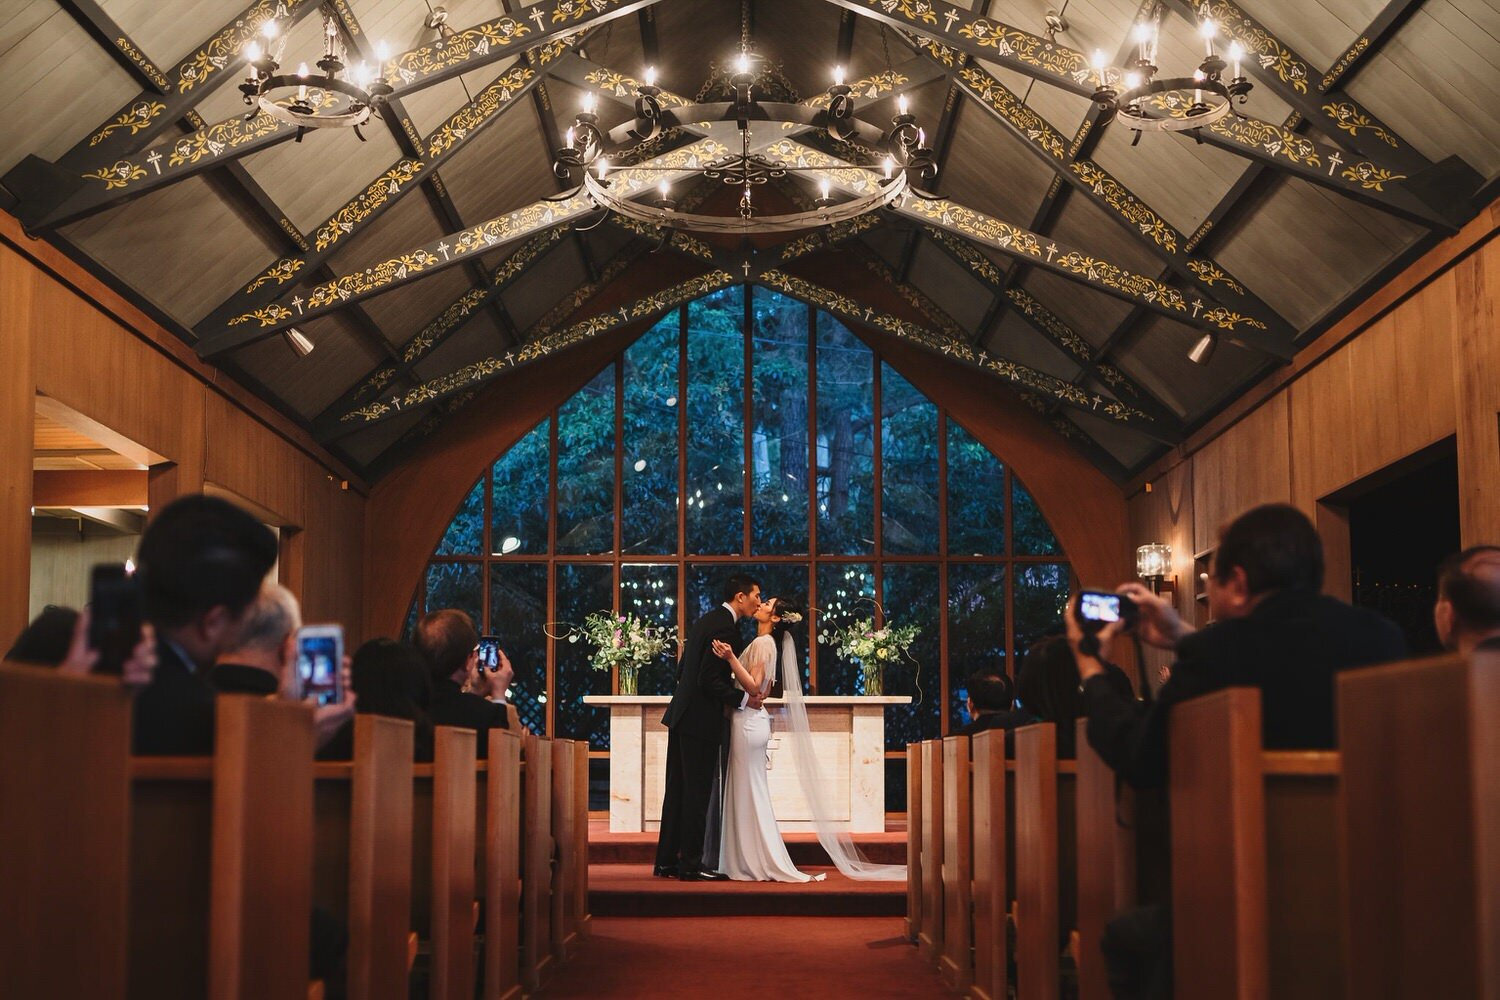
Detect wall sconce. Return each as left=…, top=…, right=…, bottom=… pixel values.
left=1136, top=542, right=1176, bottom=595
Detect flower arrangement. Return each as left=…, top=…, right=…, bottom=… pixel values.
left=818, top=615, right=920, bottom=696
left=574, top=611, right=677, bottom=695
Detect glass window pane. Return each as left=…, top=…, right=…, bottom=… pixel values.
left=492, top=420, right=550, bottom=556
left=751, top=289, right=809, bottom=554
left=816, top=312, right=874, bottom=555
left=556, top=367, right=616, bottom=555
left=880, top=564, right=942, bottom=749
left=489, top=563, right=548, bottom=735
left=881, top=365, right=939, bottom=554
left=424, top=562, right=481, bottom=629
left=1014, top=563, right=1071, bottom=650
left=686, top=286, right=745, bottom=555
left=435, top=476, right=483, bottom=555
left=813, top=563, right=875, bottom=696
left=947, top=564, right=1008, bottom=732
left=1013, top=475, right=1062, bottom=555
left=555, top=564, right=614, bottom=749
left=947, top=421, right=1006, bottom=555
left=622, top=316, right=680, bottom=555
left=621, top=563, right=679, bottom=695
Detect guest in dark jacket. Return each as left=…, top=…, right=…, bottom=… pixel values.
left=132, top=495, right=279, bottom=755
left=1434, top=544, right=1500, bottom=654
left=1016, top=636, right=1133, bottom=759
left=320, top=637, right=435, bottom=762
left=7, top=606, right=79, bottom=665
left=1067, top=503, right=1406, bottom=999
left=954, top=669, right=1030, bottom=737
left=415, top=609, right=508, bottom=757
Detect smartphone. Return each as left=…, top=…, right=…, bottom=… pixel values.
left=88, top=562, right=143, bottom=675
left=1077, top=590, right=1137, bottom=628
left=295, top=624, right=344, bottom=706
left=477, top=635, right=503, bottom=672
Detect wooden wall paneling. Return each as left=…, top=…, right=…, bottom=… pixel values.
left=486, top=730, right=523, bottom=1000
left=1128, top=459, right=1194, bottom=690
left=0, top=248, right=38, bottom=641
left=1288, top=348, right=1357, bottom=511
left=299, top=473, right=367, bottom=646
left=0, top=667, right=132, bottom=1000
left=209, top=695, right=317, bottom=1000
left=203, top=392, right=307, bottom=528
left=31, top=469, right=149, bottom=506
left=1191, top=395, right=1291, bottom=555
left=1454, top=242, right=1500, bottom=545
left=1346, top=300, right=1456, bottom=478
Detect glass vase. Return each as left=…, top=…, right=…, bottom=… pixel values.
left=618, top=664, right=638, bottom=696
left=860, top=659, right=883, bottom=697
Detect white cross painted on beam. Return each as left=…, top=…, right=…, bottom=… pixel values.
left=146, top=151, right=162, bottom=175
left=1045, top=243, right=1058, bottom=262
left=437, top=241, right=450, bottom=260
left=1192, top=299, right=1204, bottom=318
left=529, top=9, right=546, bottom=31
left=1327, top=151, right=1343, bottom=176
left=292, top=295, right=304, bottom=314
left=505, top=351, right=515, bottom=364
left=943, top=10, right=960, bottom=31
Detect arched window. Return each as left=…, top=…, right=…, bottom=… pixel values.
left=412, top=286, right=1072, bottom=804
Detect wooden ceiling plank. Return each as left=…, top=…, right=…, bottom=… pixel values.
left=1316, top=0, right=1430, bottom=95
left=54, top=0, right=172, bottom=96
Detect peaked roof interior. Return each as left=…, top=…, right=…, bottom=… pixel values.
left=3, top=0, right=1495, bottom=481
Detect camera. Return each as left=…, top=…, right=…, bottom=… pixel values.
left=1076, top=590, right=1138, bottom=632
left=88, top=562, right=143, bottom=675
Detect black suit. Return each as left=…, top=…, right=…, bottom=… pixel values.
left=655, top=605, right=744, bottom=873
left=133, top=640, right=216, bottom=755
left=429, top=678, right=509, bottom=758
left=1083, top=587, right=1407, bottom=788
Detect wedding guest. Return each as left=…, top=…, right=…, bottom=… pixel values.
left=954, top=669, right=1029, bottom=737
left=131, top=495, right=279, bottom=755
left=1016, top=636, right=1133, bottom=758
left=6, top=606, right=79, bottom=665
left=209, top=582, right=355, bottom=753
left=1433, top=545, right=1500, bottom=653
left=335, top=637, right=435, bottom=762
left=415, top=609, right=509, bottom=757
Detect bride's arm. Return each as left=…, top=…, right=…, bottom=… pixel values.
left=711, top=639, right=763, bottom=692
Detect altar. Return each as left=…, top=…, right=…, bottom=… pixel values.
left=582, top=695, right=911, bottom=833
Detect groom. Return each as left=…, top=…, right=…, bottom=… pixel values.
left=654, top=573, right=766, bottom=880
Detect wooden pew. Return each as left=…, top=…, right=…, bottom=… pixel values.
left=1170, top=688, right=1343, bottom=999
left=970, top=728, right=1008, bottom=1000
left=521, top=735, right=554, bottom=991
left=1074, top=718, right=1136, bottom=1000
left=429, top=726, right=478, bottom=1000
left=573, top=739, right=591, bottom=943
left=940, top=735, right=973, bottom=990
left=918, top=738, right=946, bottom=965
left=484, top=730, right=523, bottom=1000
left=1339, top=652, right=1500, bottom=998
left=349, top=716, right=416, bottom=1000
left=0, top=665, right=133, bottom=1000
left=1014, top=723, right=1061, bottom=1000
left=905, top=741, right=923, bottom=945
left=551, top=738, right=580, bottom=962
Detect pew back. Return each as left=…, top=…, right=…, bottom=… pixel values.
left=940, top=735, right=973, bottom=990
left=1075, top=717, right=1134, bottom=1000
left=1014, top=723, right=1061, bottom=1000
left=522, top=736, right=554, bottom=990
left=918, top=739, right=945, bottom=964
left=0, top=665, right=132, bottom=1000
left=485, top=730, right=523, bottom=1000
left=970, top=728, right=1007, bottom=1000
left=430, top=726, right=478, bottom=1000
left=348, top=715, right=415, bottom=1000
left=906, top=742, right=923, bottom=944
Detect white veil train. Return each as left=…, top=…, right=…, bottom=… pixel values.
left=775, top=630, right=907, bottom=881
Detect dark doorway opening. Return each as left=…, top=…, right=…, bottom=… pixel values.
left=1339, top=438, right=1459, bottom=655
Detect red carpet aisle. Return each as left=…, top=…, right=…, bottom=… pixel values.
left=537, top=914, right=962, bottom=998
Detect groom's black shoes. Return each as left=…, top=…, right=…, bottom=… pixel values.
left=680, top=868, right=730, bottom=881
left=652, top=864, right=679, bottom=879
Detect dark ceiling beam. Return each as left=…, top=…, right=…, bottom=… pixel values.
left=639, top=6, right=660, bottom=66
left=320, top=266, right=736, bottom=440
left=50, top=0, right=322, bottom=170
left=195, top=39, right=580, bottom=336
left=54, top=0, right=171, bottom=94
left=197, top=136, right=730, bottom=355
left=330, top=0, right=522, bottom=345
left=1155, top=0, right=1433, bottom=174
left=1317, top=0, right=1430, bottom=94
left=8, top=1, right=659, bottom=230
left=835, top=8, right=856, bottom=66
left=920, top=227, right=1183, bottom=429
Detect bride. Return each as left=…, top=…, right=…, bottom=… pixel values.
left=711, top=597, right=905, bottom=883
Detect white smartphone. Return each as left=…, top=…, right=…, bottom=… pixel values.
left=295, top=624, right=344, bottom=706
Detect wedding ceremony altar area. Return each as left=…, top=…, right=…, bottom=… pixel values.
left=584, top=695, right=912, bottom=833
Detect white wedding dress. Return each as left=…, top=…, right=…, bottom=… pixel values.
left=718, top=635, right=824, bottom=882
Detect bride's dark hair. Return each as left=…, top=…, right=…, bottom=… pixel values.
left=769, top=597, right=804, bottom=636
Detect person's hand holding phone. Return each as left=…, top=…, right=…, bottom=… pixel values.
left=1114, top=582, right=1192, bottom=650
left=312, top=655, right=355, bottom=750
left=60, top=608, right=157, bottom=688
left=1065, top=597, right=1127, bottom=680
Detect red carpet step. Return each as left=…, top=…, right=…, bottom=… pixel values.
left=590, top=864, right=906, bottom=917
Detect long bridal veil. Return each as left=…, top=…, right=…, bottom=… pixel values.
left=776, top=631, right=907, bottom=881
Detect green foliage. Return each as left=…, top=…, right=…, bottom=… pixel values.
left=947, top=421, right=1006, bottom=555
left=1013, top=475, right=1062, bottom=555
left=492, top=420, right=549, bottom=555
left=556, top=368, right=615, bottom=554
left=881, top=365, right=939, bottom=553
left=436, top=477, right=483, bottom=555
